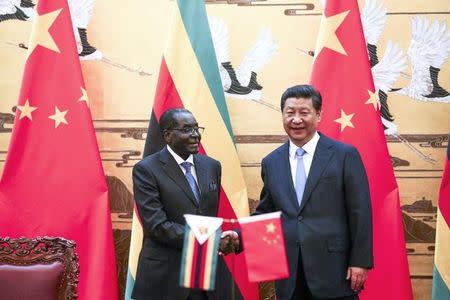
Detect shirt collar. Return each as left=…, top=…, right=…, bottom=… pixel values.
left=289, top=131, right=320, bottom=158
left=167, top=145, right=195, bottom=166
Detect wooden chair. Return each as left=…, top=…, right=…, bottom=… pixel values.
left=0, top=236, right=79, bottom=300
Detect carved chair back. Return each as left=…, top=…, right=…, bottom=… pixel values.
left=0, top=236, right=79, bottom=300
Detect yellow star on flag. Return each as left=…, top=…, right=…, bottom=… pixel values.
left=78, top=87, right=90, bottom=107
left=17, top=99, right=38, bottom=120
left=365, top=90, right=379, bottom=110
left=266, top=222, right=276, bottom=233
left=27, top=8, right=62, bottom=58
left=335, top=109, right=355, bottom=132
left=48, top=106, right=68, bottom=128
left=314, top=10, right=350, bottom=59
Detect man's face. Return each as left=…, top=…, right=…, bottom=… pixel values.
left=282, top=97, right=321, bottom=147
left=164, top=112, right=201, bottom=159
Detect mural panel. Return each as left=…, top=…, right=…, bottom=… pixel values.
left=1, top=0, right=449, bottom=298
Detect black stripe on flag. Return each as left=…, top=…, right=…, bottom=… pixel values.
left=143, top=110, right=166, bottom=158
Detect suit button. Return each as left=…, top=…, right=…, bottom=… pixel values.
left=297, top=216, right=303, bottom=222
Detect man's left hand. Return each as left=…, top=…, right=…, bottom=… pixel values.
left=346, top=267, right=368, bottom=292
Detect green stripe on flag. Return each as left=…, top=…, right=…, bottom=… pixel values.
left=208, top=229, right=222, bottom=290
left=179, top=226, right=192, bottom=287
left=176, top=0, right=235, bottom=143
left=432, top=266, right=450, bottom=300
left=125, top=269, right=135, bottom=300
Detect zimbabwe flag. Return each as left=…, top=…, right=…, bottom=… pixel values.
left=432, top=136, right=450, bottom=300
left=180, top=214, right=223, bottom=291
left=125, top=1, right=258, bottom=299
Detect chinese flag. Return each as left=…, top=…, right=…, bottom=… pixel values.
left=240, top=212, right=289, bottom=282
left=310, top=0, right=413, bottom=299
left=0, top=0, right=119, bottom=299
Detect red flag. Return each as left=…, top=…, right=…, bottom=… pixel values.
left=240, top=212, right=289, bottom=282
left=0, top=1, right=118, bottom=299
left=310, top=0, right=413, bottom=299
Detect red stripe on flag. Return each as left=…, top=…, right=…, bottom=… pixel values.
left=190, top=240, right=199, bottom=288
left=198, top=239, right=208, bottom=289
left=153, top=58, right=185, bottom=119
left=439, top=155, right=450, bottom=226
left=219, top=189, right=259, bottom=300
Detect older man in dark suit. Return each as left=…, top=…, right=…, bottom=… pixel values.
left=252, top=85, right=373, bottom=300
left=132, top=108, right=234, bottom=300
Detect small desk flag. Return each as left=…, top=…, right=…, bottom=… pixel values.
left=180, top=214, right=223, bottom=291
left=240, top=212, right=289, bottom=282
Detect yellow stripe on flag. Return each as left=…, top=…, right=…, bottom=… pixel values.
left=127, top=211, right=144, bottom=280
left=203, top=232, right=216, bottom=289
left=435, top=209, right=450, bottom=288
left=184, top=231, right=196, bottom=287
left=164, top=5, right=249, bottom=217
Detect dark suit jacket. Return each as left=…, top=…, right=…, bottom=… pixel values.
left=255, top=133, right=373, bottom=300
left=132, top=147, right=225, bottom=300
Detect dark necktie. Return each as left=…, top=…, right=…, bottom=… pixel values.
left=180, top=162, right=201, bottom=203
left=295, top=148, right=307, bottom=206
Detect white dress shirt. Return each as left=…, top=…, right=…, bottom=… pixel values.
left=167, top=145, right=199, bottom=183
left=289, top=131, right=320, bottom=188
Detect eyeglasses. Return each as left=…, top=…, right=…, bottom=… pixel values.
left=170, top=126, right=205, bottom=134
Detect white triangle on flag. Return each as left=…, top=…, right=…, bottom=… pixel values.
left=184, top=214, right=223, bottom=245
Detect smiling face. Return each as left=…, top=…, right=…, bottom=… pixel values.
left=282, top=97, right=321, bottom=147
left=164, top=111, right=201, bottom=160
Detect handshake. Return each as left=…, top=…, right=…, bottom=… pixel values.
left=219, top=230, right=240, bottom=255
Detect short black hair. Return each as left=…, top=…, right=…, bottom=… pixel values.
left=280, top=84, right=322, bottom=111
left=159, top=108, right=192, bottom=133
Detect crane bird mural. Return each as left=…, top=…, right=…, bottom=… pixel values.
left=396, top=17, right=450, bottom=103
left=316, top=0, right=446, bottom=163
left=0, top=0, right=35, bottom=22
left=0, top=0, right=102, bottom=60
left=208, top=16, right=279, bottom=110
left=0, top=0, right=151, bottom=75
left=361, top=0, right=407, bottom=135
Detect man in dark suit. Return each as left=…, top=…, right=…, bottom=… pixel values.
left=132, top=108, right=234, bottom=300
left=253, top=85, right=373, bottom=300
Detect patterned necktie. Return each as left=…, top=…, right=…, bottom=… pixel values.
left=180, top=162, right=201, bottom=204
left=295, top=148, right=307, bottom=206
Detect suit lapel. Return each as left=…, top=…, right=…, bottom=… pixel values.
left=159, top=148, right=198, bottom=207
left=193, top=154, right=208, bottom=199
left=277, top=142, right=300, bottom=211
left=299, top=135, right=334, bottom=213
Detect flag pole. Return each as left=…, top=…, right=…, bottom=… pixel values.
left=231, top=254, right=236, bottom=300
left=231, top=234, right=236, bottom=300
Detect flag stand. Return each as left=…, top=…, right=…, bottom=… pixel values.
left=231, top=246, right=236, bottom=300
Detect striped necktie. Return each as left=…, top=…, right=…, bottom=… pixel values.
left=181, top=162, right=200, bottom=204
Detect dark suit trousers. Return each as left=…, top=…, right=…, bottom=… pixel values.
left=188, top=290, right=208, bottom=300
left=291, top=248, right=358, bottom=300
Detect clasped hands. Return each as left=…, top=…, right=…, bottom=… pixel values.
left=218, top=230, right=240, bottom=255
